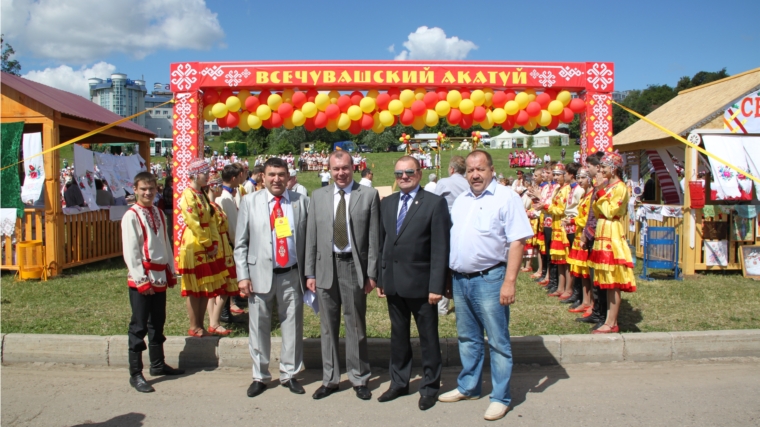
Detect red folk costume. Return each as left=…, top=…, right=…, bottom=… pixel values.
left=548, top=164, right=570, bottom=264
left=568, top=179, right=593, bottom=279
left=122, top=203, right=176, bottom=292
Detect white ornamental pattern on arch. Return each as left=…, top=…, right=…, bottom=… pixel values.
left=591, top=93, right=611, bottom=152
left=172, top=93, right=196, bottom=237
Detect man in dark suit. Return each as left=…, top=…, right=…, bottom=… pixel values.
left=376, top=155, right=450, bottom=411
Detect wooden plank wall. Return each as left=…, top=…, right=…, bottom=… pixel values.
left=62, top=209, right=123, bottom=268
left=1, top=209, right=45, bottom=270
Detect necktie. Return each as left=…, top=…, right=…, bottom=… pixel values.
left=334, top=189, right=348, bottom=250
left=397, top=193, right=410, bottom=234
left=270, top=195, right=288, bottom=267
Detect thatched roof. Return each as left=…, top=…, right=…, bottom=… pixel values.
left=614, top=67, right=760, bottom=150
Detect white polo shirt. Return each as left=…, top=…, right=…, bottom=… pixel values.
left=449, top=180, right=534, bottom=274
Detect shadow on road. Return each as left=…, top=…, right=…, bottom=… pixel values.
left=70, top=412, right=146, bottom=426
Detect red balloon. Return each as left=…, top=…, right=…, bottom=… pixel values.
left=376, top=93, right=391, bottom=110
left=291, top=91, right=307, bottom=108
left=337, top=95, right=352, bottom=113
left=460, top=114, right=473, bottom=129
left=526, top=101, right=542, bottom=117
left=411, top=100, right=426, bottom=117
left=447, top=109, right=463, bottom=125
left=560, top=108, right=575, bottom=123
left=314, top=111, right=328, bottom=128
left=349, top=120, right=362, bottom=135
left=245, top=95, right=260, bottom=113
left=350, top=91, right=363, bottom=105
left=504, top=90, right=516, bottom=101
left=261, top=118, right=272, bottom=129
left=502, top=115, right=516, bottom=130
left=548, top=116, right=560, bottom=130
left=278, top=102, right=294, bottom=118
left=304, top=117, right=317, bottom=132
left=436, top=87, right=448, bottom=101
left=492, top=91, right=507, bottom=108
left=423, top=92, right=438, bottom=109
left=269, top=112, right=283, bottom=128
left=219, top=88, right=234, bottom=102
left=515, top=110, right=530, bottom=125
left=361, top=113, right=374, bottom=130
left=259, top=90, right=271, bottom=105
left=460, top=90, right=471, bottom=99
left=203, top=90, right=219, bottom=106
left=305, top=89, right=318, bottom=102
left=536, top=93, right=551, bottom=109
left=543, top=89, right=558, bottom=99
left=216, top=117, right=227, bottom=128
left=472, top=106, right=487, bottom=122
left=225, top=111, right=240, bottom=128
left=569, top=98, right=585, bottom=113
left=325, top=104, right=341, bottom=120
left=400, top=109, right=415, bottom=126
left=387, top=88, right=400, bottom=100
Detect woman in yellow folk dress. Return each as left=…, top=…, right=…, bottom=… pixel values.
left=526, top=171, right=544, bottom=278
left=547, top=163, right=570, bottom=298
left=178, top=158, right=228, bottom=337
left=588, top=152, right=636, bottom=334
left=567, top=167, right=594, bottom=316
left=205, top=173, right=238, bottom=337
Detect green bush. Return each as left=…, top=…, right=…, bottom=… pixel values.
left=225, top=141, right=248, bottom=156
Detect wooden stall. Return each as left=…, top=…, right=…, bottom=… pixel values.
left=615, top=67, right=760, bottom=276
left=1, top=72, right=153, bottom=276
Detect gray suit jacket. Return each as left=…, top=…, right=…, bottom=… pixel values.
left=305, top=181, right=380, bottom=289
left=234, top=189, right=309, bottom=294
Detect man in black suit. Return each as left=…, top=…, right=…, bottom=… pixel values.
left=376, top=155, right=451, bottom=411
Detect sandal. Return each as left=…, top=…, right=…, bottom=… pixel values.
left=188, top=328, right=208, bottom=338
left=230, top=306, right=245, bottom=314
left=208, top=325, right=231, bottom=336
left=568, top=305, right=591, bottom=313
left=558, top=293, right=573, bottom=301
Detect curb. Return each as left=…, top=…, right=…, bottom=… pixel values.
left=2, top=330, right=759, bottom=369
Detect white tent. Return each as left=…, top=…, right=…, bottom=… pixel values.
left=489, top=130, right=531, bottom=149
left=534, top=130, right=571, bottom=147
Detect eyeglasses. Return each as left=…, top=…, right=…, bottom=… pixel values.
left=394, top=169, right=420, bottom=178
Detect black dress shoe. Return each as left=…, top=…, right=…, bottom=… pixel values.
left=354, top=386, right=371, bottom=400
left=419, top=395, right=437, bottom=411
left=312, top=385, right=338, bottom=400
left=247, top=381, right=267, bottom=398
left=149, top=364, right=184, bottom=376
left=129, top=373, right=155, bottom=393
left=576, top=315, right=600, bottom=324
left=377, top=387, right=408, bottom=402
left=281, top=378, right=305, bottom=395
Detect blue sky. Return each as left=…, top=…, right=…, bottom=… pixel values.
left=3, top=0, right=758, bottom=97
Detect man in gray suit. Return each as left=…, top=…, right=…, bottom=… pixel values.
left=235, top=157, right=310, bottom=398
left=305, top=150, right=381, bottom=401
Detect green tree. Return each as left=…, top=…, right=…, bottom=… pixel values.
left=675, top=68, right=729, bottom=92
left=1, top=34, right=21, bottom=75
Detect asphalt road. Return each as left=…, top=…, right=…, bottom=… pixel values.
left=2, top=358, right=759, bottom=426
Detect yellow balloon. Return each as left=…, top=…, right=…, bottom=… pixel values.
left=326, top=119, right=338, bottom=132
left=425, top=109, right=439, bottom=127
left=557, top=90, right=572, bottom=106
left=379, top=110, right=394, bottom=126
left=538, top=110, right=552, bottom=126
left=359, top=97, right=376, bottom=114
left=492, top=108, right=507, bottom=124
left=372, top=124, right=385, bottom=134
left=237, top=89, right=251, bottom=104
left=435, top=100, right=451, bottom=117
left=412, top=115, right=426, bottom=130
left=548, top=100, right=564, bottom=116
left=484, top=91, right=494, bottom=107
left=446, top=90, right=462, bottom=108
left=414, top=88, right=426, bottom=100
left=283, top=116, right=295, bottom=129
left=388, top=99, right=404, bottom=116
left=203, top=105, right=215, bottom=121
left=238, top=112, right=251, bottom=131
left=527, top=93, right=536, bottom=102
left=225, top=95, right=241, bottom=112
left=470, top=90, right=485, bottom=106
left=291, top=110, right=306, bottom=126
left=505, top=100, right=520, bottom=115
left=523, top=121, right=536, bottom=132
left=212, top=102, right=228, bottom=118
left=315, top=93, right=330, bottom=111
left=481, top=111, right=494, bottom=130
left=459, top=99, right=475, bottom=115
left=248, top=113, right=262, bottom=129
left=328, top=90, right=340, bottom=103
left=400, top=89, right=415, bottom=108
left=282, top=88, right=294, bottom=103
left=256, top=104, right=271, bottom=120
left=483, top=88, right=494, bottom=94
left=515, top=92, right=530, bottom=109
left=301, top=102, right=317, bottom=118
left=524, top=88, right=536, bottom=95
left=337, top=113, right=351, bottom=130
left=267, top=93, right=282, bottom=110
left=347, top=105, right=362, bottom=121
left=366, top=89, right=379, bottom=99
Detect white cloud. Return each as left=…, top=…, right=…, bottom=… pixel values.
left=387, top=44, right=395, bottom=53
left=23, top=62, right=117, bottom=98
left=394, top=26, right=477, bottom=61
left=1, top=0, right=225, bottom=63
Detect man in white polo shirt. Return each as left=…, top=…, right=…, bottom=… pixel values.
left=438, top=150, right=533, bottom=422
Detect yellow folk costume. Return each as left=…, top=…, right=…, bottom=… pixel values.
left=209, top=200, right=239, bottom=296
left=568, top=190, right=593, bottom=278
left=548, top=183, right=571, bottom=264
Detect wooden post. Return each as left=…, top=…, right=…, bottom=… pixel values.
left=139, top=138, right=151, bottom=173
left=42, top=119, right=64, bottom=276
left=682, top=143, right=697, bottom=276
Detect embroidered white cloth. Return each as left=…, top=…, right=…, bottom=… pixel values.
left=20, top=133, right=45, bottom=204
left=703, top=135, right=746, bottom=200
left=0, top=208, right=17, bottom=237
left=94, top=152, right=126, bottom=198
left=109, top=205, right=130, bottom=222
left=73, top=144, right=99, bottom=210
left=741, top=136, right=760, bottom=200
left=704, top=240, right=728, bottom=267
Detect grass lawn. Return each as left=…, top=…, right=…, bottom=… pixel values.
left=2, top=258, right=759, bottom=338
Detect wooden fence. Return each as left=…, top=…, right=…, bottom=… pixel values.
left=1, top=208, right=45, bottom=270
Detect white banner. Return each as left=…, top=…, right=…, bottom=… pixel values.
left=20, top=133, right=45, bottom=204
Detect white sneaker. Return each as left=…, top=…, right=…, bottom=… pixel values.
left=484, top=402, right=510, bottom=421
left=438, top=389, right=479, bottom=402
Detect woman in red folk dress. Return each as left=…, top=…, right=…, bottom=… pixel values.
left=566, top=167, right=594, bottom=316
left=587, top=152, right=637, bottom=334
